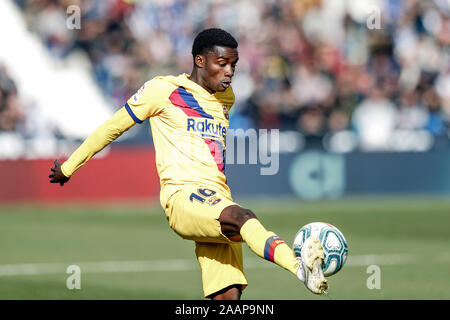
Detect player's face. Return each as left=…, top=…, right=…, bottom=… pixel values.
left=202, top=46, right=239, bottom=93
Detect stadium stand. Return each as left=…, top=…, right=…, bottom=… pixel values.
left=3, top=0, right=450, bottom=155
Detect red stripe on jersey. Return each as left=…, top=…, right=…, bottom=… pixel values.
left=204, top=139, right=225, bottom=173
left=169, top=87, right=214, bottom=119
left=169, top=89, right=202, bottom=117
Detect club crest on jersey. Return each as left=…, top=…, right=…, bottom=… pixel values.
left=207, top=196, right=221, bottom=206
left=222, top=105, right=229, bottom=120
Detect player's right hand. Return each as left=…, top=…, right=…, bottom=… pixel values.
left=49, top=159, right=70, bottom=186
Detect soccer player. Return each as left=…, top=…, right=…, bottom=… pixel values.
left=49, top=28, right=328, bottom=300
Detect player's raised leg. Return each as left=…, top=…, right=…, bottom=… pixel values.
left=219, top=205, right=328, bottom=294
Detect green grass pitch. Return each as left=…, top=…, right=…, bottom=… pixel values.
left=0, top=196, right=449, bottom=300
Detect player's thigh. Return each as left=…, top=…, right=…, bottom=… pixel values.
left=165, top=185, right=236, bottom=243
left=195, top=241, right=248, bottom=298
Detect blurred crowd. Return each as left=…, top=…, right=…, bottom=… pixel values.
left=0, top=65, right=24, bottom=132
left=10, top=0, right=450, bottom=151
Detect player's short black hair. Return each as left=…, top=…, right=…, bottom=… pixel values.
left=192, top=28, right=238, bottom=58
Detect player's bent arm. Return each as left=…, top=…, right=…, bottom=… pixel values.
left=61, top=107, right=137, bottom=178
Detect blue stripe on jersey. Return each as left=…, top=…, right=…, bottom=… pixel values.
left=177, top=87, right=214, bottom=119
left=125, top=103, right=144, bottom=124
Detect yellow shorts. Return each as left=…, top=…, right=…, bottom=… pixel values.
left=164, top=185, right=248, bottom=297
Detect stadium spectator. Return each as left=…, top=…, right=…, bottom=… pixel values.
left=0, top=65, right=24, bottom=132
left=352, top=86, right=398, bottom=151
left=397, top=89, right=428, bottom=131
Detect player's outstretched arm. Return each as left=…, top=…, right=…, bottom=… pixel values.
left=48, top=107, right=136, bottom=185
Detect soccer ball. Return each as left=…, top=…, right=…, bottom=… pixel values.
left=293, top=222, right=348, bottom=276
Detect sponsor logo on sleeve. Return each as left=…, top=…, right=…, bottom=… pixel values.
left=132, top=84, right=146, bottom=103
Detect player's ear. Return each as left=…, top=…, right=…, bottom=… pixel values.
left=194, top=54, right=206, bottom=68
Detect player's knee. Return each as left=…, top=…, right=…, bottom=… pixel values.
left=219, top=206, right=257, bottom=240
left=237, top=208, right=257, bottom=227
left=221, top=205, right=257, bottom=228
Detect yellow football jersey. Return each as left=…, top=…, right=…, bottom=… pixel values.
left=126, top=73, right=235, bottom=207
left=61, top=73, right=235, bottom=208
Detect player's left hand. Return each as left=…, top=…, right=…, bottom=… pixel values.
left=49, top=159, right=70, bottom=186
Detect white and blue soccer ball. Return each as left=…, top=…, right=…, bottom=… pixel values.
left=293, top=222, right=348, bottom=276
